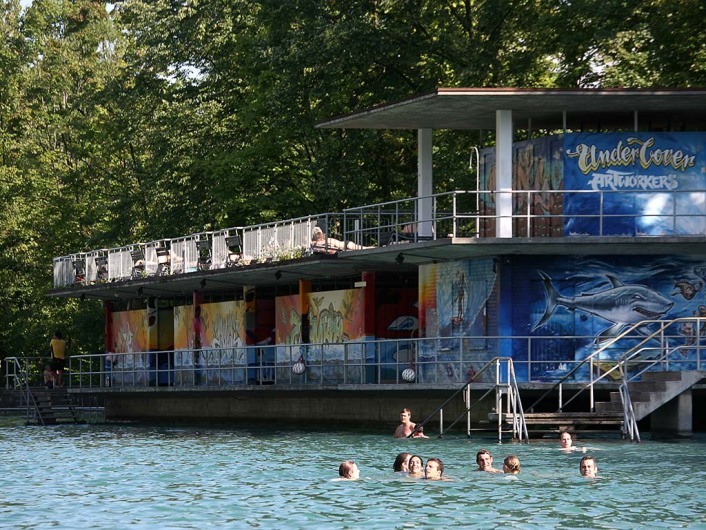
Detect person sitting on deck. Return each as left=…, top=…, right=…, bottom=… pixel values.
left=310, top=227, right=369, bottom=254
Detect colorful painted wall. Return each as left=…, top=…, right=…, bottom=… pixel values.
left=479, top=132, right=706, bottom=237
left=110, top=309, right=150, bottom=385
left=564, top=132, right=706, bottom=236
left=507, top=255, right=706, bottom=381
left=417, top=258, right=497, bottom=383
left=173, top=301, right=247, bottom=384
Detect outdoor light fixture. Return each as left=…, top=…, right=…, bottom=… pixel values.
left=395, top=253, right=404, bottom=265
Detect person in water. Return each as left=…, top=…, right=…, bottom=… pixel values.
left=394, top=408, right=416, bottom=438
left=424, top=458, right=444, bottom=480
left=338, top=461, right=360, bottom=480
left=559, top=430, right=586, bottom=452
left=503, top=455, right=521, bottom=475
left=408, top=455, right=424, bottom=478
left=393, top=452, right=412, bottom=473
left=580, top=455, right=598, bottom=478
left=476, top=449, right=502, bottom=473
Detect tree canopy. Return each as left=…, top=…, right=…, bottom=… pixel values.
left=1, top=0, right=704, bottom=360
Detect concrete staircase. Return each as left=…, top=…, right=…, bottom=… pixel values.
left=28, top=387, right=82, bottom=425
left=594, top=370, right=706, bottom=421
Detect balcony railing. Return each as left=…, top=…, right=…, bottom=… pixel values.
left=53, top=188, right=706, bottom=288
left=56, top=331, right=705, bottom=390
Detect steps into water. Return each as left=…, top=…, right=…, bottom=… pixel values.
left=28, top=387, right=83, bottom=425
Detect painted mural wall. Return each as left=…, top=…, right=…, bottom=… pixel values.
left=511, top=255, right=706, bottom=382
left=110, top=309, right=149, bottom=385
left=417, top=258, right=497, bottom=383
left=304, top=288, right=366, bottom=383
left=564, top=132, right=706, bottom=236
left=173, top=301, right=247, bottom=385
left=479, top=132, right=706, bottom=238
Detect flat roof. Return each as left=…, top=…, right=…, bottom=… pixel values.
left=316, top=88, right=706, bottom=130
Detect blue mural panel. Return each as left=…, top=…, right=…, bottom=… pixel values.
left=564, top=132, right=706, bottom=236
left=511, top=256, right=706, bottom=382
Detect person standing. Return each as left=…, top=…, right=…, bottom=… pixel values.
left=49, top=330, right=66, bottom=388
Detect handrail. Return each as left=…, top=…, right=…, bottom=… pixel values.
left=526, top=317, right=679, bottom=413
left=411, top=357, right=527, bottom=443
left=5, top=356, right=43, bottom=425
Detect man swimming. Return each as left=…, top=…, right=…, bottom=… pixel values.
left=476, top=449, right=502, bottom=473
left=424, top=458, right=444, bottom=480
left=338, top=460, right=360, bottom=480
left=579, top=455, right=598, bottom=478
left=393, top=408, right=416, bottom=438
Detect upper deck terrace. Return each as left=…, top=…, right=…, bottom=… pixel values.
left=51, top=88, right=706, bottom=299
left=52, top=187, right=706, bottom=298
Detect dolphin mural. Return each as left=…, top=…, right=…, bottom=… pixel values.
left=532, top=271, right=674, bottom=340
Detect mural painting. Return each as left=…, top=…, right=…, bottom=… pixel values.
left=275, top=294, right=304, bottom=383
left=110, top=309, right=149, bottom=386
left=173, top=301, right=246, bottom=385
left=479, top=136, right=564, bottom=237
left=418, top=259, right=497, bottom=384
left=516, top=256, right=706, bottom=382
left=564, top=132, right=706, bottom=236
left=375, top=288, right=418, bottom=383
left=307, top=289, right=365, bottom=383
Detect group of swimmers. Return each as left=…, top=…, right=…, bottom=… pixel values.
left=337, top=408, right=599, bottom=480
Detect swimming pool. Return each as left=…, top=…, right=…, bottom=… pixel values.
left=2, top=420, right=704, bottom=529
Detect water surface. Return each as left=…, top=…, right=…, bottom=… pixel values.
left=2, top=421, right=704, bottom=529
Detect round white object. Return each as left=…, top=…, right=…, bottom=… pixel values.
left=401, top=368, right=416, bottom=382
left=292, top=361, right=306, bottom=375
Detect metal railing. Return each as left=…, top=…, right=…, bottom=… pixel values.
left=53, top=187, right=706, bottom=288
left=410, top=357, right=528, bottom=443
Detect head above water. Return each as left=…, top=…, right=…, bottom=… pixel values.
left=580, top=455, right=597, bottom=478
left=338, top=460, right=360, bottom=480
left=503, top=455, right=521, bottom=474
left=408, top=455, right=424, bottom=476
left=425, top=457, right=444, bottom=480
left=476, top=449, right=493, bottom=470
left=559, top=431, right=574, bottom=448
left=393, top=452, right=412, bottom=472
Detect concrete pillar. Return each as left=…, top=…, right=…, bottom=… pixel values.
left=495, top=110, right=513, bottom=238
left=417, top=129, right=433, bottom=238
left=651, top=390, right=693, bottom=437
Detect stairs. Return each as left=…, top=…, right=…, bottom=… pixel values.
left=28, top=387, right=82, bottom=425
left=594, top=370, right=705, bottom=421
left=492, top=411, right=624, bottom=436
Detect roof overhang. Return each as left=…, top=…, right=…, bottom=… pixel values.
left=316, top=88, right=706, bottom=131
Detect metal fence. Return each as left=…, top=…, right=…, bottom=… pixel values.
left=53, top=188, right=706, bottom=288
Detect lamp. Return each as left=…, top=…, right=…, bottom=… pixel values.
left=395, top=253, right=404, bottom=265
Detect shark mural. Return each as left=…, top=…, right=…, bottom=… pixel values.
left=515, top=256, right=706, bottom=381
left=533, top=271, right=675, bottom=342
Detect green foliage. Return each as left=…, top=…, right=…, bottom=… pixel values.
left=0, top=0, right=704, bottom=360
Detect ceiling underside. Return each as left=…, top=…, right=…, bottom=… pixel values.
left=317, top=88, right=706, bottom=131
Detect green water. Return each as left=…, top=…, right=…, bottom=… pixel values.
left=2, top=421, right=705, bottom=529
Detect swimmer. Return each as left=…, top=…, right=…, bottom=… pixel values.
left=579, top=455, right=598, bottom=478
left=394, top=408, right=416, bottom=438
left=503, top=455, right=521, bottom=475
left=559, top=430, right=586, bottom=453
left=338, top=460, right=360, bottom=480
left=411, top=424, right=429, bottom=439
left=476, top=449, right=502, bottom=473
left=393, top=452, right=412, bottom=473
left=408, top=455, right=424, bottom=478
left=424, top=458, right=444, bottom=480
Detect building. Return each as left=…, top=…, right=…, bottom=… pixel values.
left=50, top=88, right=706, bottom=436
